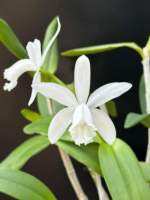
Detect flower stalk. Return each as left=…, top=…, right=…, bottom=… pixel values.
left=58, top=148, right=88, bottom=200
left=90, top=171, right=109, bottom=200
left=142, top=45, right=150, bottom=162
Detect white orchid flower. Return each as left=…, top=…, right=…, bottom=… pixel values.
left=3, top=17, right=61, bottom=106
left=32, top=55, right=132, bottom=145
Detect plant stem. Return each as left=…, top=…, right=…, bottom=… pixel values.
left=90, top=171, right=109, bottom=200
left=142, top=49, right=150, bottom=162
left=47, top=100, right=88, bottom=200
left=59, top=148, right=88, bottom=200
left=146, top=129, right=150, bottom=162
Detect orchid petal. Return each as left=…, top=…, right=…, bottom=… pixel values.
left=28, top=72, right=41, bottom=106
left=92, top=108, right=116, bottom=145
left=74, top=55, right=91, bottom=103
left=87, top=82, right=132, bottom=108
left=3, top=59, right=35, bottom=91
left=48, top=107, right=73, bottom=144
left=32, top=82, right=78, bottom=107
left=26, top=39, right=42, bottom=68
left=3, top=81, right=17, bottom=92
left=42, top=17, right=61, bottom=63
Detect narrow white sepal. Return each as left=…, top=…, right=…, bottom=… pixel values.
left=74, top=55, right=91, bottom=103
left=28, top=71, right=41, bottom=106
left=87, top=82, right=132, bottom=108
left=32, top=82, right=78, bottom=107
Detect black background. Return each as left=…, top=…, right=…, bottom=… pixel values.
left=0, top=0, right=149, bottom=199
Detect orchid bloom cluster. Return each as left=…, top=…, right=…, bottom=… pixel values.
left=32, top=55, right=132, bottom=145
left=4, top=38, right=132, bottom=145
left=3, top=17, right=132, bottom=146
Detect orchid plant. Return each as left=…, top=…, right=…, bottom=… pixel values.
left=0, top=16, right=150, bottom=200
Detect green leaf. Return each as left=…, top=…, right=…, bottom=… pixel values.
left=21, top=108, right=41, bottom=122
left=106, top=100, right=118, bottom=117
left=0, top=19, right=27, bottom=58
left=43, top=40, right=59, bottom=74
left=23, top=112, right=100, bottom=173
left=38, top=16, right=65, bottom=117
left=40, top=69, right=66, bottom=86
left=42, top=16, right=59, bottom=73
left=67, top=83, right=75, bottom=92
left=62, top=42, right=143, bottom=58
left=124, top=112, right=150, bottom=128
left=21, top=125, right=150, bottom=186
left=60, top=132, right=73, bottom=142
left=0, top=169, right=56, bottom=200
left=23, top=116, right=52, bottom=136
left=37, top=94, right=50, bottom=116
left=57, top=141, right=101, bottom=174
left=98, top=139, right=150, bottom=200
left=139, top=75, right=146, bottom=113
left=51, top=100, right=64, bottom=114
left=140, top=162, right=150, bottom=182
left=0, top=136, right=49, bottom=170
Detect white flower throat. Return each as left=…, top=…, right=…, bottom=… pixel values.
left=69, top=104, right=97, bottom=145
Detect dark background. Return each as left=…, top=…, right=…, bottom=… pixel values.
left=0, top=0, right=149, bottom=199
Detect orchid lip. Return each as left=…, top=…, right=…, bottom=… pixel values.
left=69, top=122, right=97, bottom=146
